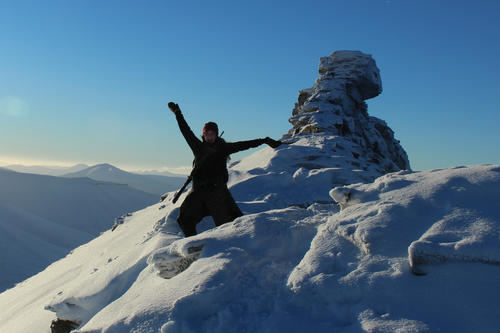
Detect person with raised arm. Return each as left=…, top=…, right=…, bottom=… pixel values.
left=168, top=102, right=281, bottom=237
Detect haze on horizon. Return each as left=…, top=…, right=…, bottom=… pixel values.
left=0, top=157, right=191, bottom=176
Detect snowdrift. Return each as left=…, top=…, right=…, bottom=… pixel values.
left=330, top=165, right=500, bottom=271
left=0, top=149, right=499, bottom=332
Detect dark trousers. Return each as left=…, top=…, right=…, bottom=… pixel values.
left=177, top=185, right=243, bottom=237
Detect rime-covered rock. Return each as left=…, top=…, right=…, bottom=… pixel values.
left=284, top=50, right=410, bottom=174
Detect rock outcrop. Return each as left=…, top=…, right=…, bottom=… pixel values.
left=50, top=319, right=79, bottom=333
left=283, top=50, right=410, bottom=173
left=228, top=51, right=410, bottom=208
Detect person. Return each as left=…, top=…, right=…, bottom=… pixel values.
left=168, top=102, right=281, bottom=237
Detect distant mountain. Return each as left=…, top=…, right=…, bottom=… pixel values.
left=134, top=169, right=188, bottom=177
left=0, top=168, right=157, bottom=291
left=4, top=163, right=89, bottom=176
left=63, top=163, right=185, bottom=196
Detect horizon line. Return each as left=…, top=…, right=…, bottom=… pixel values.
left=0, top=157, right=191, bottom=175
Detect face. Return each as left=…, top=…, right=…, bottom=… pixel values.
left=203, top=130, right=217, bottom=143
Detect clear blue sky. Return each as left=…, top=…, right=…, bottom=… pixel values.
left=1, top=0, right=499, bottom=172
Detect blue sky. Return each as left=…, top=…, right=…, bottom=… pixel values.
left=0, top=0, right=499, bottom=172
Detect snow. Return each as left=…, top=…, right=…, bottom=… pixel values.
left=1, top=47, right=498, bottom=331
left=327, top=165, right=500, bottom=268
left=318, top=51, right=382, bottom=100
left=228, top=136, right=384, bottom=209
left=0, top=168, right=158, bottom=292
left=1, top=140, right=499, bottom=332
left=63, top=163, right=185, bottom=196
left=0, top=203, right=89, bottom=292
left=285, top=51, right=409, bottom=174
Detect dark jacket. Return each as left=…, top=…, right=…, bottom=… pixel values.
left=175, top=110, right=265, bottom=189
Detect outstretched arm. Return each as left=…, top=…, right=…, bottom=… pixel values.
left=168, top=102, right=201, bottom=153
left=225, top=137, right=282, bottom=155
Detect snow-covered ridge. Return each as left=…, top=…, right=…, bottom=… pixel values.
left=1, top=164, right=499, bottom=332
left=0, top=168, right=157, bottom=292
left=1, top=51, right=499, bottom=332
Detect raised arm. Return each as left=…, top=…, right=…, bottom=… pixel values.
left=168, top=102, right=201, bottom=153
left=225, top=137, right=282, bottom=155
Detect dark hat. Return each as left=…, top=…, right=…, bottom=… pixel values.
left=203, top=122, right=218, bottom=136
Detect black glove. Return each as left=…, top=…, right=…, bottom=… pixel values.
left=264, top=137, right=282, bottom=148
left=168, top=102, right=181, bottom=114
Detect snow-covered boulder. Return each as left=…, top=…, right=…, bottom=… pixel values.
left=318, top=50, right=382, bottom=100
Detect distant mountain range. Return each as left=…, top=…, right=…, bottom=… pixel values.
left=0, top=168, right=158, bottom=291
left=4, top=163, right=89, bottom=176
left=3, top=163, right=187, bottom=196
left=133, top=169, right=188, bottom=178
left=62, top=163, right=186, bottom=196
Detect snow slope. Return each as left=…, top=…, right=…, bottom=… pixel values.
left=0, top=146, right=499, bottom=332
left=0, top=203, right=91, bottom=289
left=63, top=163, right=185, bottom=196
left=0, top=168, right=158, bottom=291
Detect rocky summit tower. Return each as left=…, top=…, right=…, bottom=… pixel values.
left=228, top=50, right=411, bottom=207
left=284, top=50, right=410, bottom=174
